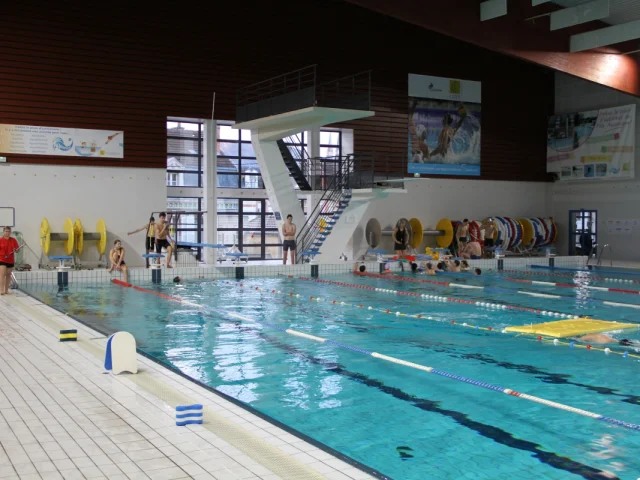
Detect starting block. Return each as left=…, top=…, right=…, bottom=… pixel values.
left=143, top=254, right=164, bottom=283
left=224, top=252, right=249, bottom=265
left=300, top=250, right=320, bottom=263
left=49, top=255, right=73, bottom=269
left=50, top=255, right=73, bottom=288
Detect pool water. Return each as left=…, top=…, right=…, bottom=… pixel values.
left=23, top=271, right=640, bottom=480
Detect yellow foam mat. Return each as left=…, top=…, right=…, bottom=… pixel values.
left=505, top=319, right=638, bottom=338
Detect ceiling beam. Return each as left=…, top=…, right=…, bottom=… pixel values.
left=571, top=19, right=640, bottom=52
left=481, top=0, right=507, bottom=21
left=550, top=0, right=609, bottom=31
left=344, top=0, right=640, bottom=96
left=532, top=0, right=551, bottom=5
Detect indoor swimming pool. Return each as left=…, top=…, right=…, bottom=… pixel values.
left=21, top=269, right=640, bottom=480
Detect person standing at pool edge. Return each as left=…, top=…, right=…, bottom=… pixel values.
left=0, top=226, right=20, bottom=295
left=127, top=215, right=155, bottom=267
left=392, top=219, right=409, bottom=258
left=456, top=219, right=470, bottom=254
left=282, top=214, right=296, bottom=265
left=155, top=212, right=174, bottom=268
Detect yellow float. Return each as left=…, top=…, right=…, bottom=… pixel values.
left=40, top=218, right=75, bottom=255
left=365, top=217, right=455, bottom=250
left=73, top=218, right=108, bottom=256
left=505, top=319, right=638, bottom=338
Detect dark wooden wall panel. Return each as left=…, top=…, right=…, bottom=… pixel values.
left=0, top=0, right=553, bottom=180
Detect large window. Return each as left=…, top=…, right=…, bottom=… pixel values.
left=167, top=121, right=203, bottom=187
left=217, top=124, right=342, bottom=189
left=167, top=197, right=203, bottom=245
left=217, top=124, right=264, bottom=189
left=217, top=198, right=281, bottom=259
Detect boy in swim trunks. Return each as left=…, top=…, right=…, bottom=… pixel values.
left=282, top=214, right=296, bottom=265
left=456, top=219, right=470, bottom=253
left=155, top=212, right=174, bottom=268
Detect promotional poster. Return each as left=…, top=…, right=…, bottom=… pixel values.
left=408, top=74, right=482, bottom=176
left=0, top=124, right=124, bottom=158
left=547, top=104, right=635, bottom=181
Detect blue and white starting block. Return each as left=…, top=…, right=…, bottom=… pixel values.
left=223, top=251, right=249, bottom=264
left=49, top=255, right=73, bottom=269
left=299, top=251, right=321, bottom=263
left=142, top=254, right=165, bottom=283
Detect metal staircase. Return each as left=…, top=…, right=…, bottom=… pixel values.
left=295, top=152, right=409, bottom=263
left=277, top=134, right=312, bottom=191
left=296, top=155, right=355, bottom=262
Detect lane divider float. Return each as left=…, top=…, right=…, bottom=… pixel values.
left=502, top=269, right=638, bottom=284
left=355, top=272, right=640, bottom=311
left=110, top=279, right=640, bottom=432
left=505, top=277, right=640, bottom=296
left=232, top=282, right=640, bottom=359
left=343, top=273, right=579, bottom=318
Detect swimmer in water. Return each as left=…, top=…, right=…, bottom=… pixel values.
left=578, top=333, right=640, bottom=347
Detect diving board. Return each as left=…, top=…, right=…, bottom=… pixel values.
left=505, top=319, right=638, bottom=338
left=178, top=242, right=226, bottom=249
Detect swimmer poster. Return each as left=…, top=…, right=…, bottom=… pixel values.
left=408, top=74, right=482, bottom=176
left=0, top=124, right=124, bottom=158
left=547, top=104, right=635, bottom=181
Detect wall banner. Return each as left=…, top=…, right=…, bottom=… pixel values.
left=0, top=124, right=124, bottom=158
left=547, top=104, right=635, bottom=181
left=408, top=74, right=482, bottom=176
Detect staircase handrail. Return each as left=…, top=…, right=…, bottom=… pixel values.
left=296, top=154, right=354, bottom=262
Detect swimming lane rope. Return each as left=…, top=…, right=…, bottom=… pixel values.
left=501, top=269, right=640, bottom=284
left=226, top=280, right=640, bottom=360
left=111, top=279, right=640, bottom=432
left=345, top=272, right=579, bottom=318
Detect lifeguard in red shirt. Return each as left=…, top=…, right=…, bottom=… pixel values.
left=0, top=226, right=20, bottom=295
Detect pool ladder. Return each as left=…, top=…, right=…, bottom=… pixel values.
left=595, top=243, right=613, bottom=267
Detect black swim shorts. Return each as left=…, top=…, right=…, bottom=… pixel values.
left=283, top=240, right=296, bottom=252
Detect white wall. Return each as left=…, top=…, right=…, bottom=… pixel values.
left=0, top=164, right=166, bottom=267
left=351, top=178, right=549, bottom=257
left=551, top=73, right=640, bottom=260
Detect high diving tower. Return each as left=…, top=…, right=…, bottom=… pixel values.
left=233, top=66, right=374, bottom=262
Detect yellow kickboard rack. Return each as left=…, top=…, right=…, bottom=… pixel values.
left=505, top=319, right=638, bottom=338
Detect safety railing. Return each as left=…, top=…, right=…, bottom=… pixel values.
left=236, top=66, right=371, bottom=123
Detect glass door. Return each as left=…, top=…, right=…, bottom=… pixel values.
left=568, top=209, right=597, bottom=256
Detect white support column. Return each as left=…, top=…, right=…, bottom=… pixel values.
left=203, top=120, right=217, bottom=264
left=251, top=135, right=304, bottom=239
left=307, top=128, right=320, bottom=159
